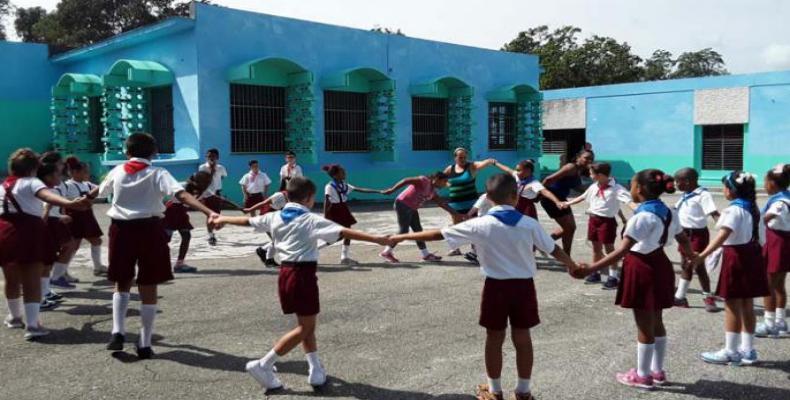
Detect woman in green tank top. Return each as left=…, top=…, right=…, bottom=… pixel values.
left=443, top=148, right=496, bottom=256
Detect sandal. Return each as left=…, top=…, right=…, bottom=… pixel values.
left=476, top=384, right=504, bottom=400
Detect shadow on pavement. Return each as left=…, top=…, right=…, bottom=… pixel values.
left=662, top=379, right=790, bottom=399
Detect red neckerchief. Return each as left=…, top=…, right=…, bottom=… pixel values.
left=597, top=181, right=610, bottom=199
left=124, top=160, right=148, bottom=174
left=3, top=176, right=20, bottom=190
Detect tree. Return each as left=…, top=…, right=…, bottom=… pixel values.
left=672, top=48, right=728, bottom=78
left=371, top=25, right=405, bottom=36
left=643, top=49, right=676, bottom=81
left=569, top=35, right=643, bottom=87
left=503, top=25, right=582, bottom=90
left=0, top=0, right=10, bottom=40
left=14, top=7, right=47, bottom=43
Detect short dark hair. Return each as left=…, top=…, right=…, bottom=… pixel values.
left=37, top=162, right=59, bottom=182
left=40, top=151, right=63, bottom=165
left=674, top=167, right=699, bottom=181
left=286, top=150, right=296, bottom=157
left=126, top=133, right=158, bottom=158
left=486, top=173, right=517, bottom=204
left=517, top=159, right=535, bottom=172
left=766, top=164, right=790, bottom=190
left=590, top=162, right=611, bottom=176
left=248, top=160, right=259, bottom=167
left=8, top=148, right=40, bottom=177
left=207, top=148, right=219, bottom=157
left=286, top=176, right=316, bottom=203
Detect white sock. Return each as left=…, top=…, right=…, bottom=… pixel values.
left=139, top=304, right=157, bottom=348
left=515, top=378, right=530, bottom=394
left=675, top=278, right=690, bottom=300
left=306, top=351, right=321, bottom=369
left=740, top=332, right=754, bottom=353
left=636, top=342, right=654, bottom=377
left=487, top=377, right=502, bottom=394
left=651, top=336, right=667, bottom=372
left=260, top=349, right=279, bottom=370
left=777, top=308, right=787, bottom=322
left=6, top=297, right=22, bottom=319
left=608, top=267, right=620, bottom=279
left=51, top=262, right=68, bottom=280
left=40, top=278, right=51, bottom=297
left=764, top=311, right=776, bottom=328
left=725, top=332, right=740, bottom=354
left=382, top=246, right=393, bottom=254
left=91, top=245, right=103, bottom=268
left=111, top=292, right=130, bottom=335
left=341, top=245, right=350, bottom=259
left=262, top=242, right=273, bottom=252
left=419, top=248, right=431, bottom=257
left=24, top=302, right=40, bottom=329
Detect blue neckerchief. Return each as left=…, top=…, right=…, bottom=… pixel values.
left=280, top=207, right=308, bottom=224
left=330, top=179, right=348, bottom=196
left=731, top=198, right=754, bottom=211
left=636, top=200, right=670, bottom=221
left=487, top=208, right=523, bottom=227
left=762, top=191, right=790, bottom=214
left=678, top=187, right=707, bottom=208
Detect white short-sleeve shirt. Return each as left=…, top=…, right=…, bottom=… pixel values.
left=512, top=173, right=545, bottom=200
left=717, top=205, right=757, bottom=245
left=0, top=177, right=47, bottom=217
left=324, top=182, right=356, bottom=204
left=473, top=193, right=493, bottom=217
left=268, top=192, right=288, bottom=210
left=99, top=158, right=184, bottom=220
left=581, top=178, right=632, bottom=218
left=764, top=199, right=790, bottom=232
left=624, top=207, right=682, bottom=254
left=239, top=171, right=271, bottom=194
left=675, top=187, right=718, bottom=229
left=441, top=205, right=556, bottom=280
left=199, top=163, right=227, bottom=195
left=249, top=202, right=343, bottom=262
left=279, top=164, right=303, bottom=182
left=65, top=179, right=97, bottom=198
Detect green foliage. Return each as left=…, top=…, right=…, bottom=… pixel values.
left=643, top=49, right=676, bottom=81
left=0, top=0, right=10, bottom=40
left=672, top=48, right=728, bottom=78
left=14, top=7, right=47, bottom=43
left=371, top=26, right=405, bottom=36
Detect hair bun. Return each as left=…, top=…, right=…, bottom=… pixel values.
left=321, top=165, right=331, bottom=172
left=65, top=156, right=80, bottom=169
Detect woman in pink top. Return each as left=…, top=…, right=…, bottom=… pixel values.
left=379, top=172, right=457, bottom=263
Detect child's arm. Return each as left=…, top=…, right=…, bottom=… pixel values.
left=492, top=160, right=515, bottom=175
left=213, top=215, right=252, bottom=229
left=466, top=207, right=479, bottom=219
left=339, top=228, right=390, bottom=246
left=694, top=228, right=732, bottom=264
left=323, top=194, right=330, bottom=215
left=244, top=195, right=275, bottom=213
left=709, top=211, right=721, bottom=222
left=382, top=177, right=422, bottom=195
left=431, top=195, right=461, bottom=217
left=37, top=190, right=91, bottom=210
left=676, top=231, right=696, bottom=258
left=574, top=236, right=636, bottom=278
left=765, top=214, right=777, bottom=224
left=390, top=229, right=445, bottom=244
left=472, top=158, right=497, bottom=171
left=240, top=184, right=249, bottom=201
left=618, top=209, right=628, bottom=225
left=550, top=246, right=579, bottom=272
left=561, top=194, right=585, bottom=208
left=175, top=190, right=219, bottom=217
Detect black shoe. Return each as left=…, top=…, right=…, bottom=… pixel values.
left=463, top=252, right=479, bottom=265
left=256, top=247, right=268, bottom=264
left=584, top=271, right=602, bottom=284
left=136, top=344, right=154, bottom=360
left=265, top=258, right=279, bottom=268
left=602, top=276, right=619, bottom=290
left=208, top=236, right=217, bottom=246
left=106, top=333, right=125, bottom=351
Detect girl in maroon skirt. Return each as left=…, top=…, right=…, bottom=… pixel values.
left=573, top=169, right=693, bottom=390
left=64, top=158, right=107, bottom=277
left=38, top=162, right=73, bottom=310
left=756, top=164, right=790, bottom=337
left=164, top=171, right=212, bottom=273
left=697, top=171, right=769, bottom=366
left=322, top=164, right=384, bottom=265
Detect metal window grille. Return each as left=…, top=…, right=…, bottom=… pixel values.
left=87, top=97, right=104, bottom=153
left=230, top=84, right=287, bottom=153
left=702, top=124, right=743, bottom=170
left=412, top=97, right=448, bottom=150
left=324, top=91, right=368, bottom=152
left=488, top=102, right=516, bottom=150
left=541, top=129, right=569, bottom=155
left=148, top=86, right=175, bottom=154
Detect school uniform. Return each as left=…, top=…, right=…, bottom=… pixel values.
left=98, top=158, right=184, bottom=285
left=164, top=196, right=193, bottom=231
left=279, top=163, right=303, bottom=191
left=198, top=162, right=227, bottom=212
left=249, top=203, right=343, bottom=316
left=473, top=193, right=493, bottom=217
left=581, top=178, right=632, bottom=244
left=43, top=185, right=73, bottom=265
left=440, top=205, right=556, bottom=330
left=675, top=187, right=717, bottom=254
left=715, top=202, right=770, bottom=299
left=617, top=200, right=681, bottom=310
left=64, top=179, right=103, bottom=239
left=762, top=191, right=790, bottom=274
left=0, top=177, right=48, bottom=264
left=324, top=180, right=357, bottom=228
left=239, top=171, right=271, bottom=209
left=512, top=173, right=545, bottom=219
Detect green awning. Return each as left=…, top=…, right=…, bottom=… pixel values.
left=320, top=67, right=394, bottom=92
left=52, top=73, right=103, bottom=97
left=409, top=76, right=473, bottom=98
left=228, top=57, right=313, bottom=86
left=486, top=84, right=539, bottom=103
left=103, top=59, right=173, bottom=87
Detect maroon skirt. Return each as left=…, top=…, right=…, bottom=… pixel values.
left=164, top=201, right=193, bottom=231
left=516, top=197, right=538, bottom=220
left=679, top=228, right=710, bottom=256
left=764, top=228, right=790, bottom=274
left=716, top=242, right=770, bottom=299
left=244, top=193, right=265, bottom=209
left=44, top=217, right=73, bottom=265
left=66, top=209, right=103, bottom=238
left=325, top=202, right=357, bottom=227
left=0, top=213, right=47, bottom=264
left=616, top=249, right=675, bottom=310
left=587, top=215, right=617, bottom=244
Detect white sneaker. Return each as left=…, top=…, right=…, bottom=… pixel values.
left=777, top=320, right=789, bottom=336
left=739, top=349, right=759, bottom=365
left=308, top=363, right=327, bottom=387
left=4, top=315, right=24, bottom=329
left=245, top=360, right=283, bottom=391
left=755, top=322, right=779, bottom=338
left=700, top=348, right=742, bottom=365
left=93, top=264, right=108, bottom=276
left=24, top=325, right=50, bottom=341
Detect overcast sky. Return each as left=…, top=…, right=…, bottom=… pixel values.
left=6, top=0, right=790, bottom=74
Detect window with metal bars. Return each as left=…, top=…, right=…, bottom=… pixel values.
left=148, top=86, right=175, bottom=154
left=488, top=102, right=516, bottom=150
left=230, top=84, right=287, bottom=153
left=412, top=97, right=448, bottom=151
left=87, top=97, right=104, bottom=153
left=324, top=91, right=368, bottom=152
left=701, top=124, right=744, bottom=170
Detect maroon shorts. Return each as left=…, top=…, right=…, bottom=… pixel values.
left=0, top=213, right=46, bottom=265
left=108, top=218, right=173, bottom=285
left=587, top=215, right=617, bottom=244
left=717, top=243, right=770, bottom=299
left=325, top=202, right=357, bottom=227
left=616, top=249, right=675, bottom=310
left=164, top=201, right=193, bottom=231
left=479, top=278, right=540, bottom=330
left=764, top=228, right=790, bottom=274
left=66, top=209, right=103, bottom=238
left=244, top=193, right=265, bottom=209
left=278, top=262, right=319, bottom=316
left=516, top=197, right=538, bottom=220
left=679, top=228, right=710, bottom=256
left=201, top=195, right=223, bottom=213
left=44, top=217, right=73, bottom=265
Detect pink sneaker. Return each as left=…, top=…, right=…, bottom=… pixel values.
left=379, top=251, right=400, bottom=263
left=651, top=370, right=667, bottom=386
left=422, top=253, right=442, bottom=262
left=616, top=368, right=654, bottom=390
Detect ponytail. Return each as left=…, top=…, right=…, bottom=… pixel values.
left=634, top=169, right=675, bottom=199
left=723, top=171, right=759, bottom=241
left=322, top=164, right=342, bottom=178
left=766, top=163, right=790, bottom=190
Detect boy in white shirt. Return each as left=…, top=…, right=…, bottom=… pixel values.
left=279, top=151, right=303, bottom=191
left=239, top=160, right=271, bottom=216
left=245, top=191, right=290, bottom=267
left=199, top=148, right=227, bottom=245
left=94, top=133, right=219, bottom=359
left=390, top=173, right=580, bottom=400
left=212, top=177, right=388, bottom=392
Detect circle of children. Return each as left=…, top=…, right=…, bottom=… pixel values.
left=1, top=132, right=788, bottom=399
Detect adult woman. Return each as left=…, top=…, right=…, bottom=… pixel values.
left=541, top=149, right=595, bottom=255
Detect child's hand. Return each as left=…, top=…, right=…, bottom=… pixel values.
left=558, top=202, right=569, bottom=209
left=374, top=235, right=391, bottom=246
left=387, top=235, right=403, bottom=246
left=570, top=263, right=590, bottom=279
left=71, top=196, right=93, bottom=211
left=242, top=207, right=253, bottom=214
left=208, top=213, right=223, bottom=230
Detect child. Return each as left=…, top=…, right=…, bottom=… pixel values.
left=755, top=164, right=790, bottom=337
left=0, top=149, right=89, bottom=340
left=563, top=162, right=631, bottom=289
left=461, top=193, right=495, bottom=265
left=322, top=164, right=383, bottom=265
left=199, top=148, right=227, bottom=245
left=492, top=159, right=565, bottom=220
left=39, top=162, right=73, bottom=310
left=240, top=160, right=271, bottom=216
left=672, top=167, right=720, bottom=311
left=95, top=133, right=219, bottom=359
left=389, top=173, right=579, bottom=400
left=164, top=171, right=213, bottom=273
left=245, top=190, right=289, bottom=267
left=279, top=150, right=303, bottom=191
left=379, top=172, right=457, bottom=263
left=696, top=171, right=769, bottom=365
left=62, top=158, right=107, bottom=279
left=573, top=169, right=693, bottom=390
left=212, top=176, right=389, bottom=391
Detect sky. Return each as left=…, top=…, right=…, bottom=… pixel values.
left=5, top=0, right=790, bottom=74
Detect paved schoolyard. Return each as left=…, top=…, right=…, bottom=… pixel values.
left=1, top=193, right=788, bottom=400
